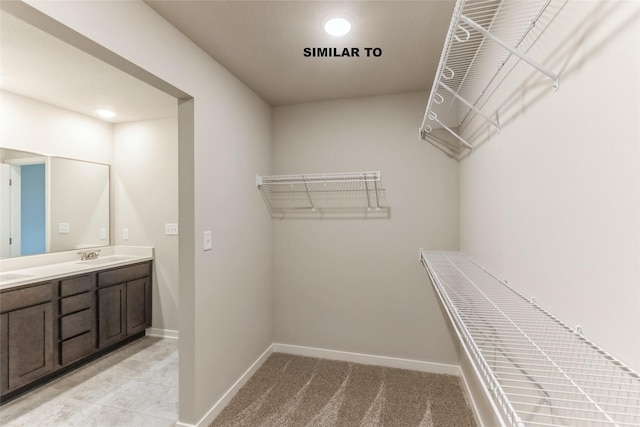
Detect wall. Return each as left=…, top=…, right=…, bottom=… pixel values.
left=113, top=117, right=179, bottom=335
left=272, top=92, right=460, bottom=365
left=14, top=2, right=274, bottom=425
left=0, top=91, right=113, bottom=163
left=459, top=0, right=640, bottom=371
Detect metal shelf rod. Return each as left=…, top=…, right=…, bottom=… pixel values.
left=508, top=393, right=640, bottom=408
left=490, top=362, right=640, bottom=379
left=499, top=377, right=640, bottom=394
left=426, top=113, right=473, bottom=149
left=504, top=386, right=640, bottom=404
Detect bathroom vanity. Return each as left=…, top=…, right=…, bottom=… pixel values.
left=0, top=248, right=153, bottom=403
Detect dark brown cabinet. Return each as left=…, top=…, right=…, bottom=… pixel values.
left=126, top=277, right=151, bottom=335
left=0, top=282, right=55, bottom=395
left=97, top=262, right=152, bottom=349
left=0, top=260, right=152, bottom=403
left=98, top=283, right=127, bottom=348
left=7, top=303, right=55, bottom=390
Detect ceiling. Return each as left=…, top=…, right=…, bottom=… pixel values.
left=146, top=1, right=455, bottom=106
left=0, top=1, right=455, bottom=121
left=0, top=11, right=177, bottom=124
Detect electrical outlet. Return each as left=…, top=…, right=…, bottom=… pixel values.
left=165, top=223, right=179, bottom=235
left=203, top=230, right=212, bottom=251
left=100, top=228, right=107, bottom=240
left=58, top=223, right=70, bottom=234
left=123, top=228, right=129, bottom=240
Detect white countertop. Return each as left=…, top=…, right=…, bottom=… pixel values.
left=0, top=246, right=154, bottom=290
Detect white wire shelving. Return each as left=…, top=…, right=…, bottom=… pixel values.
left=420, top=0, right=560, bottom=160
left=421, top=250, right=640, bottom=427
left=256, top=171, right=388, bottom=218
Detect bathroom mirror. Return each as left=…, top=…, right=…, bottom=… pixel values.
left=0, top=148, right=110, bottom=258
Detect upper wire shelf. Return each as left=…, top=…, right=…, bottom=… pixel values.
left=420, top=0, right=560, bottom=160
left=256, top=171, right=389, bottom=218
left=421, top=250, right=640, bottom=427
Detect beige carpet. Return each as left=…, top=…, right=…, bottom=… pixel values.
left=210, top=353, right=477, bottom=427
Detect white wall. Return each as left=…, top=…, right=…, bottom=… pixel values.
left=459, top=1, right=640, bottom=371
left=113, top=117, right=179, bottom=334
left=0, top=90, right=113, bottom=163
left=272, top=92, right=460, bottom=365
left=15, top=2, right=274, bottom=424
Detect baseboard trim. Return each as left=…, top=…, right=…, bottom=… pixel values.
left=145, top=328, right=179, bottom=340
left=272, top=343, right=460, bottom=376
left=175, top=344, right=274, bottom=427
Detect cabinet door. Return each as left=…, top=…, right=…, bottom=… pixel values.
left=0, top=313, right=8, bottom=394
left=98, top=284, right=126, bottom=348
left=7, top=302, right=54, bottom=390
left=126, top=278, right=151, bottom=335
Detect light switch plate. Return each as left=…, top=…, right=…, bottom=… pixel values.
left=203, top=230, right=212, bottom=251
left=123, top=228, right=129, bottom=240
left=58, top=223, right=70, bottom=234
left=100, top=228, right=107, bottom=240
left=165, top=223, right=179, bottom=235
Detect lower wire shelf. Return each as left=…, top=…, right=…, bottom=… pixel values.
left=421, top=250, right=640, bottom=427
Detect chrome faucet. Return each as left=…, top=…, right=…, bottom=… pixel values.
left=78, top=249, right=101, bottom=261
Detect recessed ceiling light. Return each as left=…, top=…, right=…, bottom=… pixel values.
left=324, top=18, right=351, bottom=37
left=95, top=108, right=116, bottom=119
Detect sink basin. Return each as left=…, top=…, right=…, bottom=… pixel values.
left=76, top=256, right=136, bottom=266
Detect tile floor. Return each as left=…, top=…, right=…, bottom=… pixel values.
left=0, top=337, right=178, bottom=427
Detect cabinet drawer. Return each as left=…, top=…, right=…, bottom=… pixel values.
left=60, top=292, right=93, bottom=316
left=60, top=331, right=95, bottom=365
left=60, top=275, right=94, bottom=297
left=60, top=308, right=93, bottom=340
left=98, top=262, right=150, bottom=287
left=0, top=283, right=52, bottom=314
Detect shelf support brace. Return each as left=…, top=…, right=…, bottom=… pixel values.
left=438, top=82, right=500, bottom=132
left=426, top=112, right=473, bottom=150
left=460, top=15, right=559, bottom=90
left=364, top=180, right=373, bottom=210
left=302, top=178, right=315, bottom=211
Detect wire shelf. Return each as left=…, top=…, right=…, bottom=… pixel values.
left=421, top=250, right=640, bottom=427
left=419, top=0, right=560, bottom=159
left=256, top=171, right=388, bottom=218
